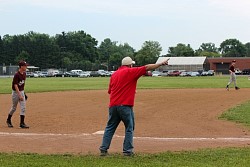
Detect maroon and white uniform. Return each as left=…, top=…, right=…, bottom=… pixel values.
left=9, top=71, right=27, bottom=115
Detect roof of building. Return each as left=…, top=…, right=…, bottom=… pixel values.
left=27, top=66, right=39, bottom=69
left=156, top=57, right=207, bottom=65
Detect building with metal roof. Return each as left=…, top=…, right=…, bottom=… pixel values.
left=156, top=57, right=209, bottom=72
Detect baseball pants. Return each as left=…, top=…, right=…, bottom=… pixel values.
left=227, top=72, right=237, bottom=87
left=9, top=90, right=26, bottom=116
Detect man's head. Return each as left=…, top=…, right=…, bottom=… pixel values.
left=232, top=60, right=236, bottom=65
left=121, top=57, right=135, bottom=67
left=18, top=60, right=29, bottom=71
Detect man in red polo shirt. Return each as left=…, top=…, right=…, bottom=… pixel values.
left=99, top=57, right=169, bottom=156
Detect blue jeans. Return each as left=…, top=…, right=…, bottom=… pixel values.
left=100, top=105, right=134, bottom=154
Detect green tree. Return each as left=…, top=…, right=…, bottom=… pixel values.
left=108, top=43, right=135, bottom=70
left=0, top=36, right=3, bottom=64
left=82, top=60, right=92, bottom=71
left=195, top=43, right=221, bottom=57
left=118, top=43, right=135, bottom=57
left=1, top=31, right=98, bottom=69
left=219, top=39, right=247, bottom=57
left=55, top=30, right=99, bottom=69
left=109, top=52, right=123, bottom=70
left=196, top=51, right=221, bottom=57
left=168, top=43, right=194, bottom=57
left=98, top=38, right=117, bottom=63
left=135, top=41, right=162, bottom=66
left=61, top=56, right=72, bottom=70
left=199, top=43, right=218, bottom=53
left=1, top=34, right=17, bottom=64
left=98, top=39, right=135, bottom=70
left=26, top=32, right=60, bottom=68
left=245, top=42, right=250, bottom=57
left=15, top=51, right=30, bottom=63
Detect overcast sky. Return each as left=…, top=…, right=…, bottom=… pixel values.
left=1, top=0, right=250, bottom=54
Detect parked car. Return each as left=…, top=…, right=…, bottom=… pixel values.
left=190, top=72, right=200, bottom=77
left=161, top=72, right=169, bottom=77
left=96, top=70, right=112, bottom=77
left=97, top=70, right=107, bottom=77
left=70, top=70, right=83, bottom=74
left=63, top=72, right=71, bottom=77
left=235, top=69, right=242, bottom=75
left=40, top=71, right=49, bottom=77
left=62, top=71, right=79, bottom=77
left=47, top=69, right=60, bottom=77
left=26, top=72, right=39, bottom=78
left=207, top=70, right=214, bottom=76
left=90, top=71, right=100, bottom=77
left=152, top=71, right=162, bottom=77
left=179, top=71, right=189, bottom=77
left=26, top=72, right=34, bottom=77
left=186, top=72, right=192, bottom=76
left=168, top=70, right=181, bottom=76
left=34, top=71, right=46, bottom=77
left=105, top=71, right=112, bottom=77
left=34, top=73, right=39, bottom=77
left=54, top=72, right=65, bottom=77
left=69, top=72, right=80, bottom=77
left=79, top=71, right=90, bottom=77
left=242, top=69, right=250, bottom=75
left=201, top=71, right=208, bottom=76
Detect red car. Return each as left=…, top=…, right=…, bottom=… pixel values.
left=168, top=70, right=181, bottom=76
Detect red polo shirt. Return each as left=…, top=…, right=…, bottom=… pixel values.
left=108, top=66, right=147, bottom=107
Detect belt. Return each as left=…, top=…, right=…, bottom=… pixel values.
left=120, top=105, right=133, bottom=107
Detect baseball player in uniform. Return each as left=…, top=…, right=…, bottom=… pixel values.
left=226, top=60, right=240, bottom=91
left=6, top=60, right=29, bottom=128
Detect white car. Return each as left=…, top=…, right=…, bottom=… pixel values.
left=190, top=72, right=200, bottom=77
left=33, top=73, right=39, bottom=78
left=34, top=71, right=46, bottom=77
left=201, top=71, right=208, bottom=76
left=207, top=70, right=214, bottom=76
left=180, top=72, right=188, bottom=77
left=235, top=69, right=242, bottom=75
left=152, top=71, right=162, bottom=77
left=79, top=72, right=90, bottom=77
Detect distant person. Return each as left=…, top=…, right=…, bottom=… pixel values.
left=226, top=60, right=240, bottom=91
left=99, top=57, right=169, bottom=156
left=6, top=60, right=29, bottom=128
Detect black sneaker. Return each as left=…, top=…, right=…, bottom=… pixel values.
left=226, top=85, right=229, bottom=91
left=6, top=120, right=13, bottom=128
left=235, top=87, right=240, bottom=90
left=100, top=150, right=108, bottom=156
left=123, top=152, right=134, bottom=157
left=20, top=123, right=29, bottom=129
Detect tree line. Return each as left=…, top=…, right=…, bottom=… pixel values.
left=0, top=30, right=249, bottom=71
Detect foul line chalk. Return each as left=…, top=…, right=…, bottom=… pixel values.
left=132, top=136, right=250, bottom=141
left=0, top=132, right=91, bottom=137
left=0, top=132, right=250, bottom=142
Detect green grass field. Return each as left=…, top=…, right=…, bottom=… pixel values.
left=1, top=76, right=250, bottom=166
left=0, top=148, right=250, bottom=167
left=220, top=100, right=250, bottom=128
left=1, top=75, right=250, bottom=94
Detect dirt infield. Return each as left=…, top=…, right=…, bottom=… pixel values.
left=1, top=89, right=250, bottom=154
